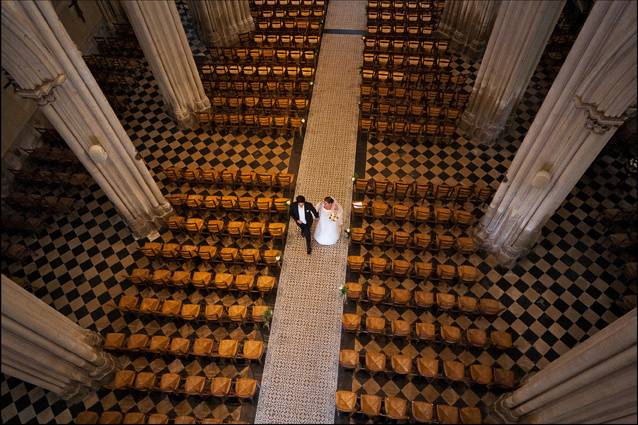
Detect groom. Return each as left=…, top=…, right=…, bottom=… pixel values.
left=289, top=195, right=318, bottom=255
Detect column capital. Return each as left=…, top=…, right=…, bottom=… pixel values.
left=574, top=96, right=635, bottom=134
left=14, top=74, right=66, bottom=106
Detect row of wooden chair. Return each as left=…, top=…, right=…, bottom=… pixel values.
left=363, top=51, right=452, bottom=71
left=254, top=14, right=325, bottom=30
left=199, top=112, right=306, bottom=137
left=0, top=215, right=45, bottom=234
left=130, top=268, right=278, bottom=294
left=166, top=216, right=288, bottom=241
left=117, top=295, right=272, bottom=324
left=76, top=411, right=244, bottom=424
left=342, top=314, right=514, bottom=349
left=339, top=350, right=515, bottom=388
left=249, top=31, right=322, bottom=47
left=84, top=54, right=144, bottom=74
left=140, top=243, right=281, bottom=267
left=164, top=167, right=294, bottom=191
left=359, top=117, right=456, bottom=143
left=364, top=38, right=448, bottom=55
left=347, top=256, right=480, bottom=283
left=362, top=65, right=453, bottom=84
left=361, top=84, right=469, bottom=105
left=367, top=10, right=436, bottom=25
left=367, top=0, right=443, bottom=12
left=251, top=8, right=325, bottom=21
left=352, top=201, right=475, bottom=227
left=167, top=196, right=290, bottom=219
left=336, top=391, right=480, bottom=423
left=349, top=227, right=478, bottom=253
left=360, top=102, right=460, bottom=123
left=4, top=192, right=75, bottom=214
left=366, top=24, right=435, bottom=38
left=104, top=333, right=266, bottom=363
left=209, top=95, right=309, bottom=113
left=110, top=370, right=258, bottom=400
left=201, top=64, right=316, bottom=80
left=354, top=178, right=492, bottom=203
left=203, top=79, right=313, bottom=95
left=204, top=47, right=317, bottom=66
left=251, top=0, right=326, bottom=7
left=10, top=169, right=90, bottom=189
left=344, top=283, right=504, bottom=316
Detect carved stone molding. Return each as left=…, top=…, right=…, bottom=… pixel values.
left=574, top=95, right=628, bottom=134
left=14, top=74, right=66, bottom=105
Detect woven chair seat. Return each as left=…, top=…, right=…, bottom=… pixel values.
left=345, top=282, right=362, bottom=299
left=361, top=394, right=382, bottom=416
left=235, top=274, right=255, bottom=291
left=134, top=372, right=155, bottom=390
left=140, top=298, right=160, bottom=313
left=252, top=305, right=270, bottom=322
left=235, top=378, right=257, bottom=398
left=412, top=401, right=433, bottom=422
left=385, top=396, right=408, bottom=420
left=494, top=368, right=515, bottom=388
left=184, top=376, right=206, bottom=394
left=243, top=340, right=265, bottom=360
left=169, top=338, right=190, bottom=355
left=193, top=338, right=214, bottom=356
left=336, top=390, right=357, bottom=413
left=127, top=334, right=149, bottom=350
left=441, top=325, right=462, bottom=343
left=257, top=276, right=276, bottom=292
left=491, top=331, right=512, bottom=349
left=417, top=356, right=439, bottom=378
left=365, top=351, right=387, bottom=372
left=391, top=354, right=412, bottom=374
left=342, top=313, right=361, bottom=331
left=436, top=292, right=456, bottom=310
left=161, top=300, right=182, bottom=316
left=367, top=284, right=386, bottom=302
left=174, top=416, right=196, bottom=424
left=479, top=298, right=503, bottom=315
left=339, top=349, right=359, bottom=368
left=205, top=304, right=224, bottom=321
left=159, top=373, right=180, bottom=391
left=467, top=329, right=487, bottom=347
left=170, top=271, right=190, bottom=287
left=214, top=273, right=233, bottom=289
left=415, top=322, right=436, bottom=340
left=414, top=262, right=432, bottom=278
left=113, top=370, right=135, bottom=389
left=391, top=319, right=411, bottom=336
left=470, top=364, right=493, bottom=385
left=460, top=407, right=482, bottom=424
left=99, top=412, right=123, bottom=424
left=218, top=339, right=239, bottom=358
left=437, top=405, right=459, bottom=424
left=149, top=335, right=170, bottom=353
left=458, top=296, right=478, bottom=313
left=104, top=333, right=125, bottom=350
left=210, top=376, right=232, bottom=397
left=414, top=291, right=434, bottom=307
left=366, top=316, right=386, bottom=333
left=391, top=288, right=411, bottom=304
left=444, top=360, right=465, bottom=381
left=147, top=414, right=169, bottom=424
left=228, top=305, right=248, bottom=321
left=180, top=304, right=200, bottom=320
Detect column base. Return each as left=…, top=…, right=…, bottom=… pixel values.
left=459, top=111, right=505, bottom=146
left=488, top=393, right=521, bottom=424
left=128, top=202, right=174, bottom=240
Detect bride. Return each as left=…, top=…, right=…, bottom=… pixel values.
left=314, top=196, right=343, bottom=246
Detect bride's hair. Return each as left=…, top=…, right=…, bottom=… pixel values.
left=324, top=196, right=334, bottom=204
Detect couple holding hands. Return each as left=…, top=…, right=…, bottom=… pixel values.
left=289, top=195, right=343, bottom=254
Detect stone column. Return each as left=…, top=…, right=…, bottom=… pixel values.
left=0, top=275, right=116, bottom=402
left=437, top=0, right=500, bottom=62
left=95, top=0, right=127, bottom=31
left=490, top=308, right=637, bottom=423
left=121, top=0, right=210, bottom=126
left=476, top=0, right=637, bottom=266
left=187, top=0, right=254, bottom=47
left=0, top=0, right=172, bottom=240
left=460, top=0, right=565, bottom=145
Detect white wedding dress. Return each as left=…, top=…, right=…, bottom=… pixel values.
left=313, top=201, right=342, bottom=245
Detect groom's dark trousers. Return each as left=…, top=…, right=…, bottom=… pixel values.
left=289, top=201, right=318, bottom=254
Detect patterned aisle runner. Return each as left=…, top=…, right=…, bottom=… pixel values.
left=254, top=1, right=367, bottom=423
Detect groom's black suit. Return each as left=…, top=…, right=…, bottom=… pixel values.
left=289, top=201, right=318, bottom=254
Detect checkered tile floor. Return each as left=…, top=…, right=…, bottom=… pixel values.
left=0, top=3, right=296, bottom=424
left=338, top=13, right=637, bottom=425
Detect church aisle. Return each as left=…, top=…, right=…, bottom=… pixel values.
left=254, top=2, right=367, bottom=423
